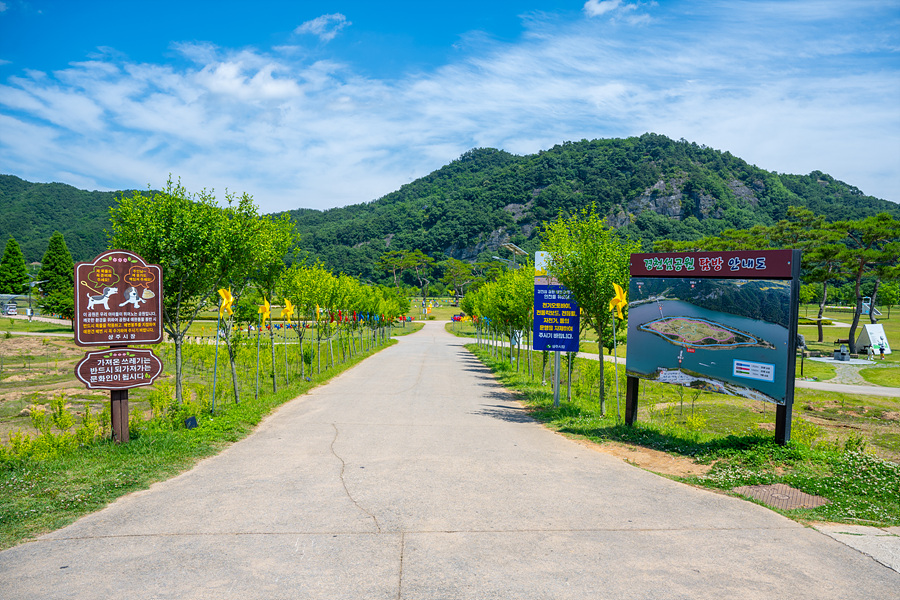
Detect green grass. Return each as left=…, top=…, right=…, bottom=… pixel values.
left=859, top=364, right=900, bottom=387
left=796, top=356, right=836, bottom=381
left=1, top=318, right=72, bottom=335
left=466, top=342, right=900, bottom=526
left=0, top=336, right=397, bottom=550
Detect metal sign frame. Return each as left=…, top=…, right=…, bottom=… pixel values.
left=625, top=249, right=801, bottom=445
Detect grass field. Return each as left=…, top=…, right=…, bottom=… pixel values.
left=466, top=343, right=900, bottom=526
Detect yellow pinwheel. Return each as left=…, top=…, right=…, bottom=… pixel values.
left=609, top=282, right=627, bottom=320
left=258, top=298, right=271, bottom=326
left=281, top=298, right=294, bottom=320
left=218, top=288, right=234, bottom=318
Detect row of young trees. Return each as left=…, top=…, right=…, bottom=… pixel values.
left=108, top=177, right=408, bottom=406
left=461, top=206, right=637, bottom=415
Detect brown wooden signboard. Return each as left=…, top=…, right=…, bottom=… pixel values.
left=74, top=250, right=163, bottom=346
left=74, top=348, right=164, bottom=390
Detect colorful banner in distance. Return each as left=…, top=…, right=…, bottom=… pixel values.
left=75, top=348, right=164, bottom=390
left=533, top=284, right=580, bottom=352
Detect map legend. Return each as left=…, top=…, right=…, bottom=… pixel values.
left=733, top=359, right=775, bottom=382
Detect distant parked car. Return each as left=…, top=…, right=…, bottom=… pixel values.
left=5, top=303, right=17, bottom=315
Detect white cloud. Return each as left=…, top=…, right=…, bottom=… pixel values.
left=0, top=2, right=8, bottom=13
left=294, top=13, right=350, bottom=43
left=583, top=0, right=640, bottom=17
left=0, top=2, right=896, bottom=212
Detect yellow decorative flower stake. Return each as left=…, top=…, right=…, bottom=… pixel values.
left=609, top=282, right=627, bottom=320
left=280, top=299, right=294, bottom=385
left=609, top=282, right=627, bottom=422
left=281, top=298, right=294, bottom=320
left=219, top=287, right=234, bottom=317
left=212, top=287, right=236, bottom=413
left=255, top=297, right=271, bottom=401
left=258, top=298, right=271, bottom=327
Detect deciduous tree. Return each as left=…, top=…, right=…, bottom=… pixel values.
left=109, top=177, right=270, bottom=404
left=541, top=205, right=639, bottom=414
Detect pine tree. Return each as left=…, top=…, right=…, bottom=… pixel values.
left=0, top=237, right=29, bottom=294
left=38, top=231, right=74, bottom=296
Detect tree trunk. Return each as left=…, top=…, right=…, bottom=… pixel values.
left=869, top=279, right=881, bottom=324
left=174, top=333, right=184, bottom=404
left=816, top=282, right=829, bottom=343
left=848, top=277, right=864, bottom=354
left=541, top=350, right=548, bottom=385
left=269, top=327, right=277, bottom=393
left=226, top=339, right=240, bottom=404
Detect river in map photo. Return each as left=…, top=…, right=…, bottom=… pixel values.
left=626, top=298, right=790, bottom=403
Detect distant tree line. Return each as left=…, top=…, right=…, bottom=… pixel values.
left=0, top=231, right=75, bottom=321
left=655, top=208, right=900, bottom=353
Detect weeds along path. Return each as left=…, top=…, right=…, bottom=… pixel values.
left=1, top=321, right=898, bottom=599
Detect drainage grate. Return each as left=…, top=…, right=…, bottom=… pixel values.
left=733, top=483, right=830, bottom=511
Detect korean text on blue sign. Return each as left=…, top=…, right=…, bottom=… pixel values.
left=533, top=284, right=580, bottom=352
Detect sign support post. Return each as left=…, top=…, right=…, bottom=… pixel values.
left=110, top=388, right=129, bottom=444
left=553, top=351, right=561, bottom=408
left=775, top=249, right=802, bottom=445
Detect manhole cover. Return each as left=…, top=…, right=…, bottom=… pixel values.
left=732, top=483, right=830, bottom=510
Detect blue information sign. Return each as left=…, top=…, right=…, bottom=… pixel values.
left=533, top=284, right=580, bottom=352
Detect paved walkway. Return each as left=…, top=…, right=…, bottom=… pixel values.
left=1, top=322, right=898, bottom=599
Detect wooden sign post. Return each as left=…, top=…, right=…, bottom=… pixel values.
left=74, top=250, right=164, bottom=443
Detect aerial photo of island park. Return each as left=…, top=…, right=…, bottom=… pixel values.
left=639, top=316, right=776, bottom=350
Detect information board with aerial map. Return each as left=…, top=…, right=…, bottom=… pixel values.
left=626, top=250, right=800, bottom=406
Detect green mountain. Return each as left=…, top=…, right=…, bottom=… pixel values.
left=284, top=133, right=899, bottom=281
left=0, top=175, right=124, bottom=263
left=3, top=134, right=898, bottom=275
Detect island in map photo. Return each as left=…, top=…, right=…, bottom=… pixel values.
left=639, top=316, right=776, bottom=350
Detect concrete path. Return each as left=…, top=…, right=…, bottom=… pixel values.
left=1, top=321, right=898, bottom=599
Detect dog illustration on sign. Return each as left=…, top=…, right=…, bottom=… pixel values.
left=118, top=286, right=146, bottom=309
left=87, top=287, right=118, bottom=310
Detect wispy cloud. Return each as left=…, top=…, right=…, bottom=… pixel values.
left=0, top=1, right=896, bottom=211
left=0, top=2, right=8, bottom=13
left=583, top=0, right=623, bottom=17
left=294, top=13, right=351, bottom=43
left=583, top=0, right=643, bottom=18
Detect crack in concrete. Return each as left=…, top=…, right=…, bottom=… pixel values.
left=331, top=423, right=381, bottom=533
left=31, top=524, right=801, bottom=544
left=396, top=531, right=405, bottom=600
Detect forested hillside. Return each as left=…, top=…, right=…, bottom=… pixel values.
left=3, top=133, right=898, bottom=273
left=284, top=134, right=900, bottom=281
left=0, top=175, right=123, bottom=263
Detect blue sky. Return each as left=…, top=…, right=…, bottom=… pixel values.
left=0, top=0, right=898, bottom=213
